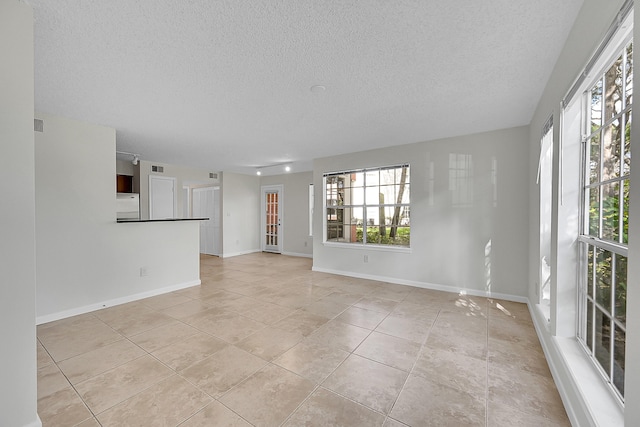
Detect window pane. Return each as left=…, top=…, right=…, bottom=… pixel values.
left=366, top=170, right=379, bottom=186
left=365, top=183, right=380, bottom=205
left=625, top=42, right=633, bottom=106
left=613, top=325, right=625, bottom=397
left=595, top=248, right=612, bottom=313
left=587, top=299, right=594, bottom=351
left=591, top=78, right=603, bottom=130
left=594, top=308, right=611, bottom=376
left=623, top=112, right=632, bottom=176
left=401, top=186, right=410, bottom=204
left=601, top=182, right=620, bottom=242
left=589, top=132, right=601, bottom=184
left=380, top=184, right=397, bottom=205
left=326, top=207, right=338, bottom=221
left=604, top=54, right=623, bottom=119
left=588, top=187, right=600, bottom=237
left=623, top=179, right=630, bottom=244
left=601, top=119, right=622, bottom=179
left=587, top=245, right=594, bottom=298
left=615, top=253, right=627, bottom=326
left=380, top=168, right=396, bottom=186
left=349, top=207, right=364, bottom=243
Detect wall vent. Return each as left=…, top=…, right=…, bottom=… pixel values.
left=209, top=173, right=218, bottom=179
left=34, top=119, right=44, bottom=132
left=152, top=165, right=164, bottom=173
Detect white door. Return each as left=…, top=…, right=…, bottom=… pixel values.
left=192, top=186, right=221, bottom=256
left=262, top=185, right=283, bottom=253
left=149, top=176, right=176, bottom=219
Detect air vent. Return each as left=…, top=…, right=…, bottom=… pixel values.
left=151, top=165, right=164, bottom=173
left=34, top=119, right=44, bottom=132
left=209, top=173, right=218, bottom=179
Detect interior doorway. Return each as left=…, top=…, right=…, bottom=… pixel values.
left=149, top=175, right=176, bottom=219
left=261, top=185, right=283, bottom=253
left=192, top=186, right=221, bottom=256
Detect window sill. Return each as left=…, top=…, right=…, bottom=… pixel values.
left=322, top=241, right=412, bottom=254
left=554, top=336, right=624, bottom=426
left=537, top=300, right=551, bottom=324
left=531, top=307, right=624, bottom=426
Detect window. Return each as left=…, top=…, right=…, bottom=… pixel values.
left=539, top=118, right=553, bottom=320
left=577, top=39, right=632, bottom=402
left=323, top=164, right=410, bottom=247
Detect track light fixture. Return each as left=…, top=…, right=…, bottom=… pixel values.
left=117, top=151, right=141, bottom=166
left=255, top=162, right=293, bottom=176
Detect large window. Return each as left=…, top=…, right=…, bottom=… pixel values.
left=324, top=165, right=410, bottom=247
left=577, top=39, right=632, bottom=402
left=539, top=118, right=553, bottom=320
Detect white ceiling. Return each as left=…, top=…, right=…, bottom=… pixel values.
left=27, top=0, right=583, bottom=175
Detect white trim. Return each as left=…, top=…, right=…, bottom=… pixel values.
left=24, top=416, right=42, bottom=427
left=36, top=279, right=201, bottom=325
left=529, top=302, right=624, bottom=427
left=221, top=249, right=261, bottom=258
left=323, top=241, right=411, bottom=254
left=310, top=266, right=528, bottom=303
left=282, top=251, right=313, bottom=258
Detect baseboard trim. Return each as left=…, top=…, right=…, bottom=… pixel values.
left=23, top=415, right=42, bottom=427
left=310, top=266, right=528, bottom=303
left=36, top=279, right=201, bottom=325
left=282, top=251, right=313, bottom=258
left=221, top=249, right=261, bottom=258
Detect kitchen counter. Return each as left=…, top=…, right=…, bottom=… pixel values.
left=117, top=218, right=208, bottom=223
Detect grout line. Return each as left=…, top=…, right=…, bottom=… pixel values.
left=37, top=256, right=546, bottom=426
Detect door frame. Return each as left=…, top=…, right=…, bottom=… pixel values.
left=261, top=184, right=283, bottom=253
left=149, top=175, right=177, bottom=219
left=192, top=185, right=222, bottom=256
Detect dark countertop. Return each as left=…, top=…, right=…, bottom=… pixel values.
left=117, top=218, right=209, bottom=223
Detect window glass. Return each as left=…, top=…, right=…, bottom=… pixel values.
left=323, top=165, right=410, bottom=247
left=578, top=39, right=632, bottom=402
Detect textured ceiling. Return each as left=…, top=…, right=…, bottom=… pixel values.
left=26, top=0, right=583, bottom=175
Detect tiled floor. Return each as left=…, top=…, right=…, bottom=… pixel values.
left=37, top=253, right=570, bottom=426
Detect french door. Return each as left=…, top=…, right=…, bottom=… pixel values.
left=262, top=185, right=283, bottom=253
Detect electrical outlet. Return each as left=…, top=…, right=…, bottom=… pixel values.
left=140, top=266, right=148, bottom=277
left=364, top=255, right=368, bottom=263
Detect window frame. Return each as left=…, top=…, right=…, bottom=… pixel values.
left=576, top=35, right=632, bottom=404
left=322, top=164, right=410, bottom=250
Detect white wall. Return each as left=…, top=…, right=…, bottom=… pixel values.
left=34, top=113, right=201, bottom=322
left=313, top=126, right=529, bottom=300
left=116, top=158, right=135, bottom=176
left=138, top=160, right=220, bottom=220
left=0, top=2, right=40, bottom=426
left=221, top=171, right=261, bottom=257
left=260, top=171, right=313, bottom=257
left=526, top=0, right=637, bottom=425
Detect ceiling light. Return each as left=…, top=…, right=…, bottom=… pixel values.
left=116, top=150, right=141, bottom=166
left=256, top=161, right=294, bottom=176
left=310, top=85, right=326, bottom=93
